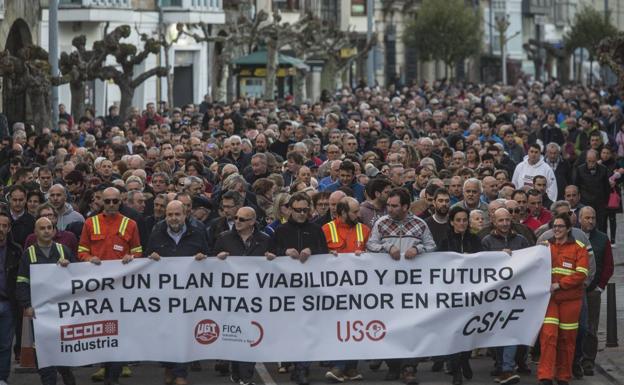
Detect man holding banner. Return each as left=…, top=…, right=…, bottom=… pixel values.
left=16, top=217, right=76, bottom=385
left=214, top=206, right=275, bottom=385
left=321, top=197, right=370, bottom=382
left=482, top=207, right=531, bottom=385
left=78, top=187, right=142, bottom=385
left=367, top=187, right=436, bottom=385
left=146, top=200, right=209, bottom=385
left=274, top=192, right=328, bottom=385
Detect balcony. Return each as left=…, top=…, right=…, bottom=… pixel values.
left=58, top=0, right=133, bottom=22
left=162, top=0, right=226, bottom=24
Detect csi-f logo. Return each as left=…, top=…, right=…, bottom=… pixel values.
left=195, top=319, right=219, bottom=345
left=337, top=320, right=387, bottom=342
left=462, top=309, right=524, bottom=336
left=60, top=320, right=118, bottom=341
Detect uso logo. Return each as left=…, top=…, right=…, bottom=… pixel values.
left=337, top=320, right=387, bottom=342
left=195, top=319, right=219, bottom=344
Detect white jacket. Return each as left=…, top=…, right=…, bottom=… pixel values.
left=511, top=155, right=558, bottom=202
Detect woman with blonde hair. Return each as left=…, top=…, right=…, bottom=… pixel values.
left=264, top=193, right=291, bottom=237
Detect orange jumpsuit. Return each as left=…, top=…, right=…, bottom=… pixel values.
left=78, top=213, right=143, bottom=261
left=321, top=218, right=371, bottom=253
left=538, top=237, right=589, bottom=382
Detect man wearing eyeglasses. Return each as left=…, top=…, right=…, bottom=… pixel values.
left=274, top=192, right=328, bottom=385
left=77, top=187, right=142, bottom=385
left=207, top=191, right=244, bottom=256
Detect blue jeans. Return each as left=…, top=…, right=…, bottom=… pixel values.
left=0, top=301, right=14, bottom=381
left=496, top=345, right=518, bottom=372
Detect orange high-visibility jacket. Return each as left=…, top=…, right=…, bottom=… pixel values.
left=78, top=213, right=142, bottom=261
left=322, top=218, right=371, bottom=253
left=549, top=236, right=589, bottom=301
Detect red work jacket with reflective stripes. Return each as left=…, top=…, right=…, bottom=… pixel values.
left=549, top=236, right=589, bottom=301
left=322, top=218, right=371, bottom=253
left=78, top=213, right=143, bottom=261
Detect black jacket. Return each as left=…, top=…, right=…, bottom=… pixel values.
left=1, top=238, right=22, bottom=307
left=438, top=228, right=483, bottom=254
left=274, top=220, right=328, bottom=256
left=481, top=230, right=531, bottom=251
left=552, top=158, right=573, bottom=200
left=214, top=228, right=273, bottom=256
left=11, top=212, right=35, bottom=248
left=573, top=163, right=610, bottom=207
left=16, top=242, right=75, bottom=308
left=206, top=217, right=233, bottom=255
left=146, top=221, right=210, bottom=257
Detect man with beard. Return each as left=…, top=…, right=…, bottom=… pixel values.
left=425, top=188, right=451, bottom=247
left=146, top=200, right=209, bottom=385
left=359, top=178, right=392, bottom=228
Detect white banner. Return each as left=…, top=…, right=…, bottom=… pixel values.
left=31, top=246, right=552, bottom=368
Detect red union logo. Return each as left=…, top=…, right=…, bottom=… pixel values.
left=337, top=320, right=387, bottom=342
left=195, top=319, right=219, bottom=345
left=60, top=320, right=118, bottom=341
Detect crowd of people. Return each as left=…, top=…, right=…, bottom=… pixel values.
left=0, top=79, right=622, bottom=385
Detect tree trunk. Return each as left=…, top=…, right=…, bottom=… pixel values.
left=589, top=59, right=593, bottom=85
left=119, top=83, right=135, bottom=120
left=70, top=81, right=85, bottom=120
left=264, top=42, right=278, bottom=99
left=30, top=89, right=51, bottom=132
left=165, top=47, right=175, bottom=110
left=293, top=71, right=305, bottom=104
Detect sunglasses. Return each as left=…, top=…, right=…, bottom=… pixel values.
left=292, top=207, right=310, bottom=214
left=104, top=199, right=120, bottom=204
left=507, top=208, right=522, bottom=214
left=163, top=156, right=175, bottom=160
left=234, top=216, right=254, bottom=222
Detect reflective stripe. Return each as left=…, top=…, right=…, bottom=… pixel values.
left=119, top=217, right=130, bottom=237
left=327, top=221, right=339, bottom=243
left=576, top=266, right=589, bottom=275
left=559, top=322, right=579, bottom=330
left=92, top=216, right=101, bottom=235
left=544, top=317, right=560, bottom=325
left=576, top=240, right=585, bottom=248
left=16, top=276, right=30, bottom=283
left=130, top=246, right=143, bottom=254
left=552, top=267, right=575, bottom=276
left=28, top=246, right=37, bottom=264
left=55, top=243, right=65, bottom=260
left=78, top=246, right=90, bottom=253
left=355, top=223, right=364, bottom=243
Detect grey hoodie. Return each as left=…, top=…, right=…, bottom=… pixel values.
left=57, top=203, right=85, bottom=231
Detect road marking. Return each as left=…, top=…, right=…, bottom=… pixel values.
left=256, top=362, right=277, bottom=385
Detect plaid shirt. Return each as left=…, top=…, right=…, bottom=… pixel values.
left=367, top=213, right=437, bottom=255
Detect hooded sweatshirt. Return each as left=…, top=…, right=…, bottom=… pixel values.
left=57, top=202, right=85, bottom=231
left=511, top=155, right=558, bottom=202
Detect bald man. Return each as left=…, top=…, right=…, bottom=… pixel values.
left=78, top=187, right=142, bottom=264
left=481, top=208, right=530, bottom=384
left=146, top=200, right=209, bottom=385
left=16, top=217, right=76, bottom=385
left=213, top=207, right=274, bottom=385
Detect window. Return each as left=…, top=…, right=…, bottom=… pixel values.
left=351, top=0, right=366, bottom=16
left=273, top=0, right=300, bottom=11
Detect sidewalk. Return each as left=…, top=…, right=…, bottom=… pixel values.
left=594, top=214, right=624, bottom=385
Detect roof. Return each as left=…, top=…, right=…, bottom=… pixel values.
left=233, top=50, right=309, bottom=71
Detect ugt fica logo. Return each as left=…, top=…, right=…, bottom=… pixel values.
left=337, top=320, right=387, bottom=342
left=195, top=319, right=219, bottom=345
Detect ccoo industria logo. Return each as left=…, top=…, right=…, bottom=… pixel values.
left=60, top=320, right=119, bottom=352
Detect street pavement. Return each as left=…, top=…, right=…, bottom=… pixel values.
left=8, top=215, right=624, bottom=385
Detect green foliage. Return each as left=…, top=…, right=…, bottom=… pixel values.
left=404, top=0, right=482, bottom=67
left=564, top=6, right=617, bottom=60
